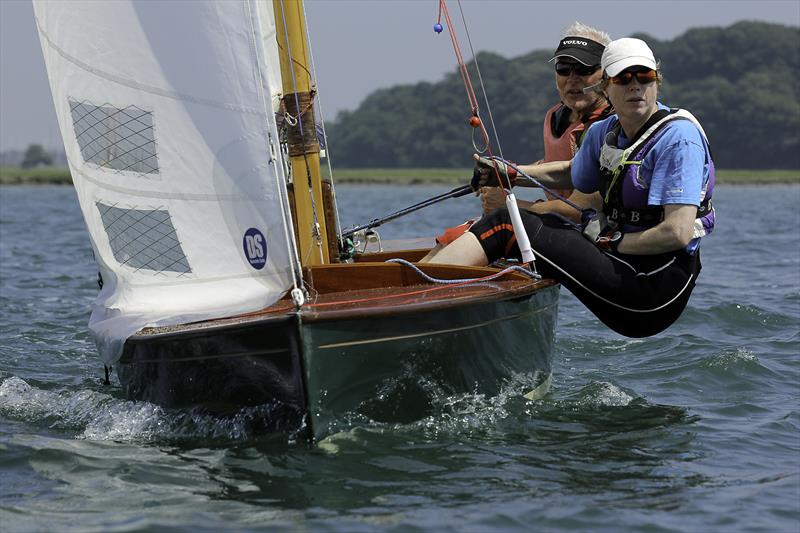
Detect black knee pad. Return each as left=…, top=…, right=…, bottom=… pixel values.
left=468, top=208, right=521, bottom=261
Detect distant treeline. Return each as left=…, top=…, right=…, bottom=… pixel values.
left=0, top=146, right=67, bottom=167
left=327, top=21, right=800, bottom=169
left=2, top=166, right=797, bottom=186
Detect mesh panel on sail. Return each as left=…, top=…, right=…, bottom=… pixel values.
left=96, top=202, right=191, bottom=275
left=70, top=100, right=159, bottom=175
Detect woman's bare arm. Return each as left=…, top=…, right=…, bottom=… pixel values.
left=616, top=204, right=697, bottom=255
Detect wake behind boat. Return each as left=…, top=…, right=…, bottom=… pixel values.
left=33, top=0, right=558, bottom=440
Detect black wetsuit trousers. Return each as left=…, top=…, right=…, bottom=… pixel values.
left=469, top=209, right=701, bottom=337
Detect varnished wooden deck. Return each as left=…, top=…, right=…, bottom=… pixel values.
left=135, top=251, right=557, bottom=336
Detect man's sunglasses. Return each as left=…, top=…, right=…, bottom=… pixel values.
left=609, top=68, right=659, bottom=85
left=555, top=62, right=600, bottom=77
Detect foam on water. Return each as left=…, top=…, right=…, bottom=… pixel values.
left=573, top=380, right=634, bottom=407
left=699, top=346, right=759, bottom=371
left=0, top=376, right=305, bottom=445
left=1, top=370, right=564, bottom=447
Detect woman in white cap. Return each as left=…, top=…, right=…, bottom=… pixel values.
left=426, top=38, right=715, bottom=338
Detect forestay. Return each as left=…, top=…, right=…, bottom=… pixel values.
left=33, top=0, right=300, bottom=365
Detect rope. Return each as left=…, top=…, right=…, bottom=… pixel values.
left=436, top=0, right=510, bottom=193
left=293, top=259, right=542, bottom=311
left=437, top=1, right=479, bottom=115
left=386, top=258, right=541, bottom=283
left=435, top=1, right=537, bottom=266
left=454, top=0, right=506, bottom=166
left=502, top=160, right=586, bottom=215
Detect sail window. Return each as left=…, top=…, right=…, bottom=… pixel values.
left=70, top=100, right=159, bottom=174
left=97, top=202, right=191, bottom=275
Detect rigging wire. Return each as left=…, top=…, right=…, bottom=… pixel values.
left=454, top=0, right=506, bottom=166
left=255, top=1, right=548, bottom=310
left=435, top=0, right=508, bottom=194
left=507, top=161, right=584, bottom=215
left=246, top=0, right=304, bottom=293
left=300, top=0, right=345, bottom=246
left=435, top=0, right=536, bottom=267
left=277, top=0, right=324, bottom=263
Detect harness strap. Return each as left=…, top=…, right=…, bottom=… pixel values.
left=612, top=108, right=672, bottom=145
left=602, top=109, right=673, bottom=203
left=608, top=198, right=713, bottom=226
left=601, top=108, right=713, bottom=229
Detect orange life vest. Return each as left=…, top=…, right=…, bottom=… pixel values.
left=541, top=102, right=612, bottom=200
left=435, top=102, right=611, bottom=246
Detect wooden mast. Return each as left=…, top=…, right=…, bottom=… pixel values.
left=272, top=0, right=330, bottom=265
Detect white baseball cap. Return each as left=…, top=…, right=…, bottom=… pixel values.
left=601, top=38, right=657, bottom=77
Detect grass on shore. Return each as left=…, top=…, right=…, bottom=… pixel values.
left=1, top=166, right=75, bottom=185
left=708, top=169, right=800, bottom=184
left=2, top=165, right=798, bottom=186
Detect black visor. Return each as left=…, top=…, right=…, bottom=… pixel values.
left=549, top=36, right=605, bottom=66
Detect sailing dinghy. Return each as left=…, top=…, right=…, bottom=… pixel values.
left=33, top=0, right=559, bottom=439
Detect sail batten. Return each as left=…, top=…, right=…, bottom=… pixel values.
left=33, top=0, right=298, bottom=365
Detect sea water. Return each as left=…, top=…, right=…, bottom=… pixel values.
left=1, top=184, right=798, bottom=532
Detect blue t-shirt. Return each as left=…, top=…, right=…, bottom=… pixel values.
left=571, top=103, right=712, bottom=252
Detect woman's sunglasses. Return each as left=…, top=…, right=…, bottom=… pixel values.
left=555, top=62, right=600, bottom=77
left=609, top=69, right=659, bottom=85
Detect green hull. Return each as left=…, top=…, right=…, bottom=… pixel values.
left=118, top=261, right=559, bottom=441
left=300, top=284, right=559, bottom=439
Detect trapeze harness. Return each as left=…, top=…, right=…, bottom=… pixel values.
left=469, top=108, right=715, bottom=337
left=598, top=108, right=715, bottom=239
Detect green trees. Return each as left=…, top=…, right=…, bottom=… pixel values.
left=20, top=144, right=54, bottom=168
left=650, top=22, right=800, bottom=168
left=327, top=21, right=799, bottom=169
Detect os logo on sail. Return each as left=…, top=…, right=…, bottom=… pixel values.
left=243, top=228, right=267, bottom=270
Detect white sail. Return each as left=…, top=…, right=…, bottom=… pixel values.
left=256, top=0, right=284, bottom=112
left=33, top=0, right=300, bottom=365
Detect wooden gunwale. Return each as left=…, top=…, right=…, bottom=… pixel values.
left=298, top=262, right=557, bottom=321
left=133, top=260, right=557, bottom=336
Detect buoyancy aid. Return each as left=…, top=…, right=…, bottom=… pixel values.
left=542, top=102, right=612, bottom=200
left=598, top=108, right=715, bottom=239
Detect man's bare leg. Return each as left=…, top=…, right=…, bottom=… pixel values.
left=423, top=232, right=489, bottom=266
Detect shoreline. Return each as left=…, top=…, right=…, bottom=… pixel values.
left=1, top=166, right=798, bottom=186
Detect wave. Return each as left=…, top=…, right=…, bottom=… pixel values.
left=686, top=302, right=799, bottom=335
left=0, top=368, right=698, bottom=452
left=0, top=376, right=305, bottom=446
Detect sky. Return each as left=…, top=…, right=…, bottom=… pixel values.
left=1, top=0, right=798, bottom=152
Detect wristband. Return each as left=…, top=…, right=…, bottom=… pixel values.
left=607, top=231, right=623, bottom=253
